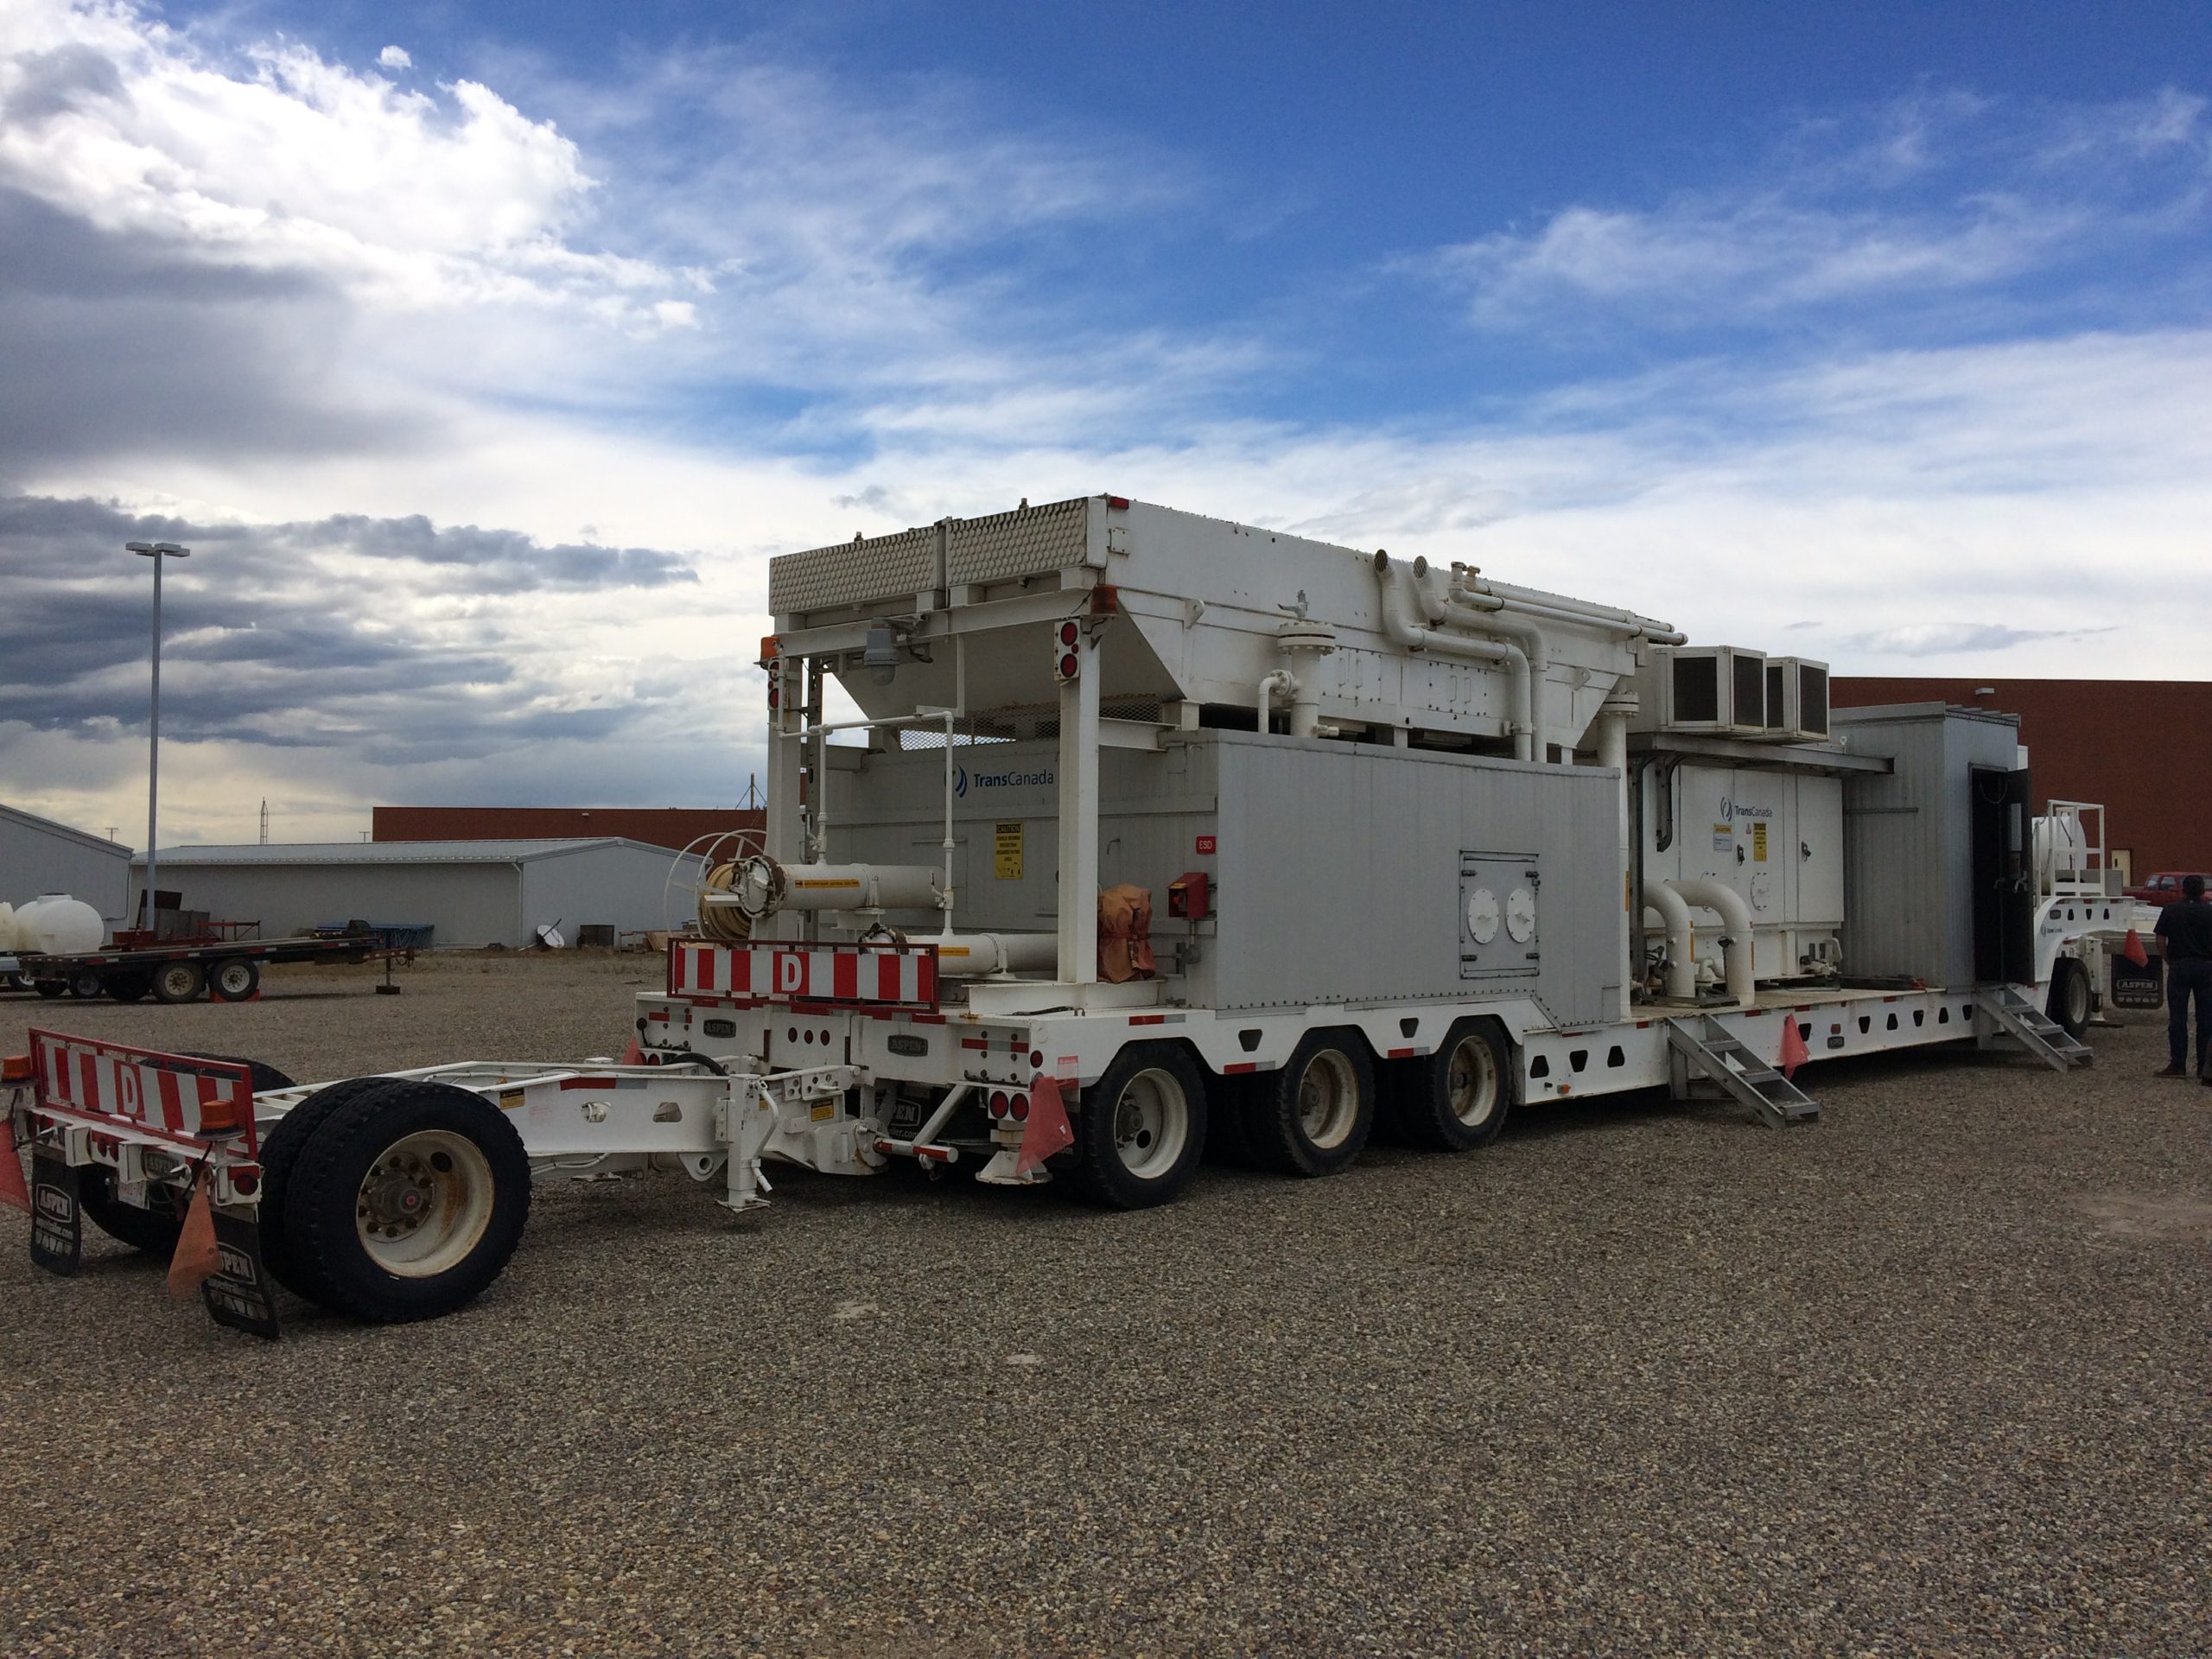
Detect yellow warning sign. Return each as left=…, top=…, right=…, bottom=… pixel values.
left=994, top=821, right=1023, bottom=880
left=1752, top=822, right=1768, bottom=862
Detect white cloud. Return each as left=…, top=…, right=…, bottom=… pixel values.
left=1426, top=90, right=2210, bottom=327
left=377, top=45, right=410, bottom=72
left=0, top=0, right=695, bottom=325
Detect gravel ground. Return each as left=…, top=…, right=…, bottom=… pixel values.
left=3, top=955, right=2209, bottom=1657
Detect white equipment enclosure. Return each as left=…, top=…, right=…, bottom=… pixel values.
left=7, top=496, right=2157, bottom=1336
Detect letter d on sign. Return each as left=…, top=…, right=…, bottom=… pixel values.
left=776, top=951, right=807, bottom=995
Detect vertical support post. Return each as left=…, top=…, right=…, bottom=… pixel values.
left=144, top=550, right=162, bottom=927
left=763, top=652, right=805, bottom=942
left=1596, top=695, right=1637, bottom=1022
left=1055, top=629, right=1101, bottom=985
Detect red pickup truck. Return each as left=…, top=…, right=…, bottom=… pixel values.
left=2126, top=871, right=2211, bottom=905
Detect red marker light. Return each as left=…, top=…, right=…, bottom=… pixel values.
left=1058, top=620, right=1079, bottom=646
left=989, top=1090, right=1010, bottom=1118
left=1058, top=653, right=1078, bottom=678
left=1010, top=1093, right=1030, bottom=1122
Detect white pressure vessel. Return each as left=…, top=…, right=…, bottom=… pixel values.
left=13, top=894, right=104, bottom=956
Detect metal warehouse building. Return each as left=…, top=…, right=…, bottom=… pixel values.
left=126, top=838, right=702, bottom=950
left=2, top=804, right=133, bottom=925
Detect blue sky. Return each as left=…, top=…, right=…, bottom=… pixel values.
left=1, top=0, right=2208, bottom=842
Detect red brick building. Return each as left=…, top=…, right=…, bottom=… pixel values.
left=373, top=807, right=762, bottom=855
left=1833, top=679, right=2211, bottom=881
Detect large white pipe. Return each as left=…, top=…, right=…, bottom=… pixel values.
left=1372, top=555, right=1534, bottom=760
left=1412, top=562, right=1548, bottom=760
left=721, top=856, right=943, bottom=918
left=1594, top=702, right=1632, bottom=1020
left=1642, top=887, right=1697, bottom=1001
left=930, top=931, right=1058, bottom=977
left=1664, top=876, right=1756, bottom=1006
left=1453, top=572, right=1686, bottom=645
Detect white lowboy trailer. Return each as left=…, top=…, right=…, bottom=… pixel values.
left=4, top=497, right=2160, bottom=1335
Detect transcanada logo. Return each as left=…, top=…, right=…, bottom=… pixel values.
left=953, top=765, right=1054, bottom=798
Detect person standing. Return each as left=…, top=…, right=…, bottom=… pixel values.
left=2152, top=874, right=2212, bottom=1077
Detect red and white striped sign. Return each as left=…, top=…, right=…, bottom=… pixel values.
left=668, top=940, right=938, bottom=1010
left=28, top=1029, right=257, bottom=1154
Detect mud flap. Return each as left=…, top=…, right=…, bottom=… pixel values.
left=28, top=1152, right=81, bottom=1275
left=200, top=1207, right=283, bottom=1340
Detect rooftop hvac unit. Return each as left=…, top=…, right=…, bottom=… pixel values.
left=1763, top=657, right=1831, bottom=742
left=1659, top=646, right=1767, bottom=736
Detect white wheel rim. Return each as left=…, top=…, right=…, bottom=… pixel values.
left=159, top=966, right=195, bottom=997
left=356, top=1130, right=494, bottom=1277
left=1446, top=1035, right=1500, bottom=1128
left=216, top=963, right=252, bottom=995
left=1296, top=1050, right=1359, bottom=1149
left=2063, top=970, right=2088, bottom=1025
left=1111, top=1069, right=1190, bottom=1179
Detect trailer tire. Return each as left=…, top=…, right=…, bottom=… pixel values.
left=107, top=972, right=152, bottom=1004
left=150, top=961, right=207, bottom=1004
left=252, top=1075, right=388, bottom=1301
left=282, top=1078, right=531, bottom=1323
left=33, top=979, right=67, bottom=999
left=208, top=958, right=260, bottom=1001
left=79, top=1168, right=184, bottom=1254
left=1068, top=1044, right=1208, bottom=1210
left=1382, top=1020, right=1512, bottom=1152
left=2047, top=958, right=2091, bottom=1041
left=1253, top=1032, right=1375, bottom=1178
left=68, top=971, right=105, bottom=1000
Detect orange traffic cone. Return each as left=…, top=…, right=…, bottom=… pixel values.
left=0, top=1141, right=29, bottom=1215
left=2124, top=929, right=2149, bottom=968
left=1779, top=1017, right=1811, bottom=1081
left=167, top=1172, right=222, bottom=1299
left=621, top=1038, right=645, bottom=1065
left=1016, top=1075, right=1075, bottom=1176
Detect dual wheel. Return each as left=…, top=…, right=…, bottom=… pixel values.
left=79, top=1065, right=530, bottom=1324
left=1065, top=1020, right=1514, bottom=1210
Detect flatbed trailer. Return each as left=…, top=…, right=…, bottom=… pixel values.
left=0, top=496, right=2164, bottom=1336
left=1, top=933, right=377, bottom=1004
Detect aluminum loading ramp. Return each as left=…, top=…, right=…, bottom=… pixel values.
left=1665, top=1015, right=1822, bottom=1128
left=1974, top=987, right=2093, bottom=1071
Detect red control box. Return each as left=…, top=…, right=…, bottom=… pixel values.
left=1166, top=871, right=1211, bottom=922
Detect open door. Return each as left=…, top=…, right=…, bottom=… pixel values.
left=1969, top=766, right=2036, bottom=984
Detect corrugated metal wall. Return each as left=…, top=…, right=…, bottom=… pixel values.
left=519, top=844, right=697, bottom=944
left=1835, top=706, right=2020, bottom=986
left=128, top=861, right=524, bottom=946
left=0, top=810, right=133, bottom=923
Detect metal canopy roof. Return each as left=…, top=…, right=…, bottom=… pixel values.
left=128, top=837, right=684, bottom=867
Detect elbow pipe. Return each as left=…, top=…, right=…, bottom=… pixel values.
left=1664, top=876, right=1756, bottom=1005
left=1257, top=668, right=1296, bottom=734
left=1376, top=555, right=1535, bottom=760
left=1642, top=887, right=1697, bottom=1001
left=1452, top=573, right=1683, bottom=645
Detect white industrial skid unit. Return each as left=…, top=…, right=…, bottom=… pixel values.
left=5, top=496, right=2157, bottom=1335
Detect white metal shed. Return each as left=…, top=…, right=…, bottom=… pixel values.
left=126, top=838, right=701, bottom=949
left=1, top=804, right=135, bottom=925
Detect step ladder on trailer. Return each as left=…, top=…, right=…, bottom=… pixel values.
left=1664, top=1015, right=1821, bottom=1128
left=1974, top=986, right=2093, bottom=1071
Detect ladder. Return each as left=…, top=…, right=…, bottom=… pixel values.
left=1664, top=1015, right=1821, bottom=1128
left=1974, top=987, right=2093, bottom=1071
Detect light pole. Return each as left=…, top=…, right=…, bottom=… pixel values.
left=124, top=540, right=189, bottom=931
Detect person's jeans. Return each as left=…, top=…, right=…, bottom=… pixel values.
left=2168, top=957, right=2212, bottom=1073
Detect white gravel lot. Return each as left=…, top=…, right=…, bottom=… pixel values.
left=3, top=953, right=2209, bottom=1656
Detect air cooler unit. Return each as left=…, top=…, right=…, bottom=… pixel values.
left=1762, top=657, right=1831, bottom=741
left=1658, top=646, right=1768, bottom=736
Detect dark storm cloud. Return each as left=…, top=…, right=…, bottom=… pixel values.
left=0, top=189, right=416, bottom=481
left=3, top=44, right=126, bottom=126
left=0, top=493, right=698, bottom=760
